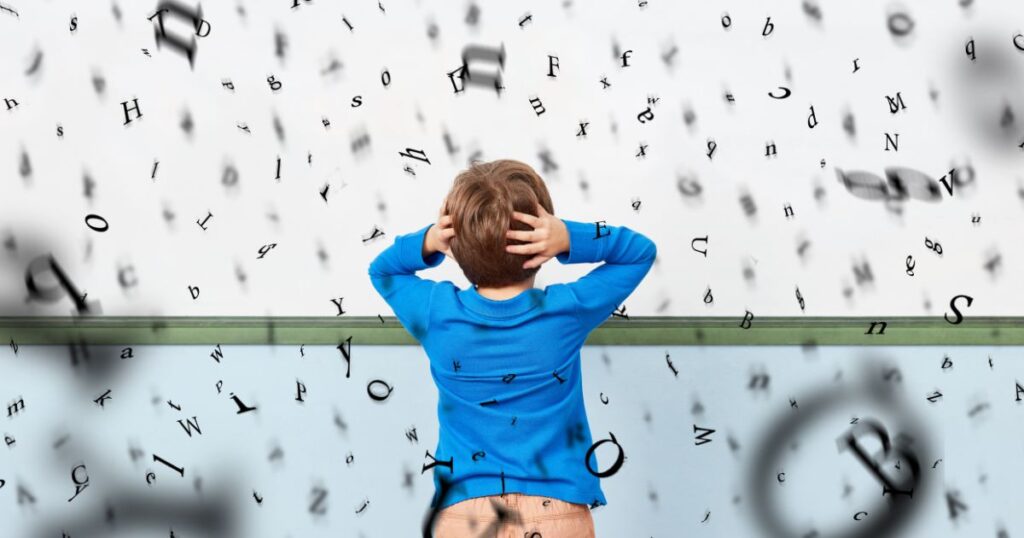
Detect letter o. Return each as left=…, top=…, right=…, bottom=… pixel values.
left=887, top=12, right=914, bottom=37
left=677, top=175, right=703, bottom=197
left=84, top=214, right=109, bottom=232
left=884, top=167, right=941, bottom=202
left=367, top=379, right=394, bottom=401
left=584, top=432, right=625, bottom=478
left=836, top=169, right=891, bottom=201
left=222, top=165, right=239, bottom=186
left=721, top=13, right=731, bottom=28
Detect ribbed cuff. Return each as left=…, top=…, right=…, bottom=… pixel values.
left=400, top=224, right=446, bottom=270
left=555, top=219, right=606, bottom=265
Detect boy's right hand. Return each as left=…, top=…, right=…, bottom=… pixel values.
left=504, top=203, right=569, bottom=269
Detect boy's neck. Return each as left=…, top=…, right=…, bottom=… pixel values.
left=475, top=276, right=536, bottom=300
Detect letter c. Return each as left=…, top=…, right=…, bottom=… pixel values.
left=145, top=472, right=156, bottom=484
left=71, top=464, right=89, bottom=485
left=854, top=511, right=868, bottom=521
left=776, top=472, right=785, bottom=483
left=1015, top=33, right=1024, bottom=51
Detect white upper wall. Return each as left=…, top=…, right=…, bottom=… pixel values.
left=1, top=0, right=1022, bottom=316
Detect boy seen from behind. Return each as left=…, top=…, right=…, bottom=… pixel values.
left=368, top=159, right=657, bottom=537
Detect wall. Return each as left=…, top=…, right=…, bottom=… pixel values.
left=2, top=2, right=1023, bottom=536
left=1, top=344, right=1019, bottom=536
left=2, top=1, right=1023, bottom=317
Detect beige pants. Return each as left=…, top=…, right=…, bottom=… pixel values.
left=433, top=493, right=595, bottom=538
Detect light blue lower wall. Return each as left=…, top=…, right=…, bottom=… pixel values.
left=1, top=345, right=1019, bottom=537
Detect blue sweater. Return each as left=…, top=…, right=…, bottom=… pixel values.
left=368, top=218, right=657, bottom=510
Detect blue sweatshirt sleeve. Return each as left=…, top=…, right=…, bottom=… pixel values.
left=554, top=219, right=657, bottom=332
left=367, top=223, right=446, bottom=341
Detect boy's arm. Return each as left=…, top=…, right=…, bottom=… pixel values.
left=555, top=219, right=657, bottom=331
left=367, top=223, right=445, bottom=340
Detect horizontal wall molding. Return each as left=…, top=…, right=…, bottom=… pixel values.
left=1, top=316, right=1021, bottom=345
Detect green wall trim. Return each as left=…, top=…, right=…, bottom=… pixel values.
left=1, top=317, right=1021, bottom=345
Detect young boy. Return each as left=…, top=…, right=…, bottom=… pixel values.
left=368, top=159, right=657, bottom=536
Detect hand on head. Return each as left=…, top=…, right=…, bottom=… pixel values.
left=431, top=202, right=456, bottom=259
left=504, top=203, right=568, bottom=269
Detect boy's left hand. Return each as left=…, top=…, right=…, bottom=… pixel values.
left=425, top=211, right=455, bottom=260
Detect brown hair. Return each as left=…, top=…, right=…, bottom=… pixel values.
left=443, top=159, right=554, bottom=288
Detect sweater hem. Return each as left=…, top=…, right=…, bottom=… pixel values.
left=435, top=476, right=606, bottom=510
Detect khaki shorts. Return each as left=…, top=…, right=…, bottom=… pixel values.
left=433, top=493, right=595, bottom=538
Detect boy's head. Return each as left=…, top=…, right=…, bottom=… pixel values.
left=443, top=159, right=554, bottom=288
